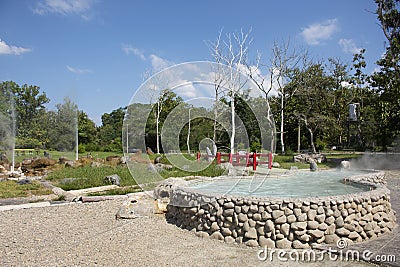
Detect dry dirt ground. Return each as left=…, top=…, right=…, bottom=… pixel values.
left=3, top=170, right=400, bottom=266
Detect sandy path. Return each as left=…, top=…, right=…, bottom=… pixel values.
left=0, top=196, right=375, bottom=267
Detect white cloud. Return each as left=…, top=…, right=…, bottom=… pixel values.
left=122, top=44, right=146, bottom=61
left=0, top=39, right=31, bottom=55
left=33, top=0, right=94, bottom=18
left=301, top=19, right=339, bottom=45
left=66, top=65, right=92, bottom=74
left=338, top=38, right=362, bottom=54
left=341, top=81, right=354, bottom=88
left=174, top=82, right=198, bottom=98
left=149, top=54, right=173, bottom=71
left=235, top=63, right=279, bottom=97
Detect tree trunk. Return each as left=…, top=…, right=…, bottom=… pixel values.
left=307, top=127, right=317, bottom=154
left=156, top=102, right=160, bottom=154
left=187, top=109, right=191, bottom=153
left=230, top=92, right=235, bottom=154
left=280, top=93, right=285, bottom=154
left=297, top=122, right=301, bottom=153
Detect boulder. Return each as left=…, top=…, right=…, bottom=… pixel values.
left=153, top=177, right=188, bottom=199
left=59, top=157, right=69, bottom=164
left=31, top=157, right=57, bottom=169
left=310, top=160, right=318, bottom=171
left=104, top=174, right=121, bottom=186
left=272, top=162, right=281, bottom=168
left=115, top=199, right=138, bottom=219
left=340, top=161, right=351, bottom=169
left=294, top=153, right=327, bottom=163
left=90, top=161, right=103, bottom=167
left=21, top=158, right=32, bottom=166
left=106, top=156, right=123, bottom=165
left=65, top=161, right=76, bottom=168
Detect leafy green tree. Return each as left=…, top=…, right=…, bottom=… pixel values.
left=78, top=111, right=98, bottom=148
left=98, top=107, right=126, bottom=152
left=0, top=81, right=49, bottom=148
left=370, top=0, right=400, bottom=149
left=286, top=63, right=337, bottom=153
left=146, top=89, right=183, bottom=153
left=48, top=97, right=78, bottom=151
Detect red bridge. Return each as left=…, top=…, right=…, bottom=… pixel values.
left=196, top=151, right=273, bottom=171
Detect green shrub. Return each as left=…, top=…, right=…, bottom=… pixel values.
left=250, top=141, right=261, bottom=153
left=78, top=144, right=86, bottom=153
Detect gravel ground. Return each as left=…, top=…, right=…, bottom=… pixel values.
left=0, top=196, right=376, bottom=266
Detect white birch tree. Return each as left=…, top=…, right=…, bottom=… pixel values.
left=209, top=28, right=252, bottom=155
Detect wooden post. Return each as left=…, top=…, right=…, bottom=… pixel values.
left=228, top=153, right=232, bottom=164
left=197, top=152, right=201, bottom=162
left=216, top=152, right=221, bottom=164
left=268, top=152, right=273, bottom=169
left=252, top=152, right=257, bottom=171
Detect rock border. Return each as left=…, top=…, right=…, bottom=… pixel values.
left=165, top=171, right=397, bottom=248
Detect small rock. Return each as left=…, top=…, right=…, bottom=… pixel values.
left=308, top=229, right=324, bottom=239
left=291, top=221, right=307, bottom=230
left=272, top=210, right=284, bottom=219
left=211, top=222, right=220, bottom=231
left=115, top=199, right=138, bottom=219
left=280, top=223, right=290, bottom=236
left=340, top=161, right=351, bottom=169
left=275, top=215, right=287, bottom=224
left=259, top=236, right=275, bottom=248
left=104, top=174, right=121, bottom=186
left=335, top=228, right=350, bottom=236
left=195, top=231, right=209, bottom=238
left=276, top=238, right=292, bottom=249
left=265, top=220, right=275, bottom=232
left=292, top=240, right=310, bottom=249
left=245, top=240, right=259, bottom=247
left=224, top=236, right=235, bottom=244
left=310, top=161, right=318, bottom=171
left=210, top=231, right=224, bottom=240
left=253, top=213, right=262, bottom=221
left=307, top=221, right=319, bottom=230
left=245, top=227, right=258, bottom=239
left=324, top=234, right=340, bottom=244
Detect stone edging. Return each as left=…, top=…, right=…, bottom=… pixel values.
left=165, top=171, right=397, bottom=248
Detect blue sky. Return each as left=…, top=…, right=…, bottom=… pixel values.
left=0, top=0, right=386, bottom=125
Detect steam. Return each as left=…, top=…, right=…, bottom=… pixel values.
left=350, top=139, right=400, bottom=170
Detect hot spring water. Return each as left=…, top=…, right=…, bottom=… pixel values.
left=188, top=170, right=373, bottom=198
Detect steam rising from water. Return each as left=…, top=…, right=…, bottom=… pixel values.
left=349, top=138, right=400, bottom=170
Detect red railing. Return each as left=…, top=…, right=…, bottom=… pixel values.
left=196, top=151, right=273, bottom=170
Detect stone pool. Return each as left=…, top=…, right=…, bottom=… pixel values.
left=165, top=170, right=397, bottom=248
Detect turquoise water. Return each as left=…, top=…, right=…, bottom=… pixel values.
left=188, top=170, right=373, bottom=198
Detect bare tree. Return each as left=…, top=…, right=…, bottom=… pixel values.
left=143, top=70, right=171, bottom=154
left=209, top=28, right=252, bottom=154
left=270, top=41, right=303, bottom=154
left=208, top=30, right=226, bottom=145
left=245, top=40, right=304, bottom=154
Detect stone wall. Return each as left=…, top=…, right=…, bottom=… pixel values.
left=165, top=172, right=397, bottom=248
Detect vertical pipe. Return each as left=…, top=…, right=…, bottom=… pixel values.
left=252, top=152, right=257, bottom=171
left=268, top=152, right=273, bottom=169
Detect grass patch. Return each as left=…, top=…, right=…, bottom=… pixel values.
left=160, top=163, right=225, bottom=178
left=86, top=186, right=142, bottom=196
left=0, top=180, right=53, bottom=199
left=7, top=150, right=123, bottom=164
left=45, top=165, right=135, bottom=191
